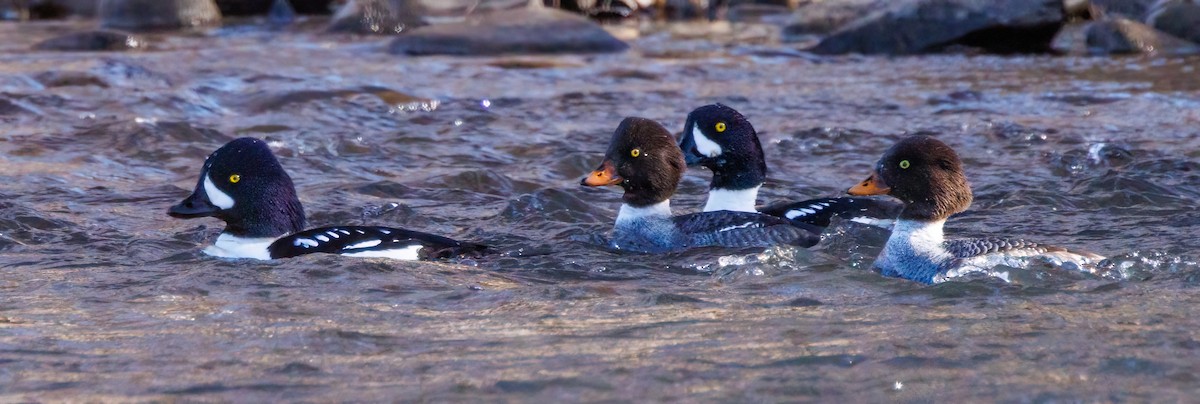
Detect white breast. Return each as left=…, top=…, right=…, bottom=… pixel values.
left=203, top=233, right=276, bottom=260
left=703, top=186, right=760, bottom=213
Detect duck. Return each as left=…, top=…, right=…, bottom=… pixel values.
left=847, top=135, right=1104, bottom=284
left=677, top=103, right=901, bottom=228
left=167, top=137, right=487, bottom=261
left=580, top=117, right=821, bottom=253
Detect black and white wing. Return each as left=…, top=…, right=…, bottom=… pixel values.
left=673, top=211, right=821, bottom=248
left=269, top=226, right=488, bottom=260
left=760, top=197, right=902, bottom=229
left=945, top=237, right=1061, bottom=259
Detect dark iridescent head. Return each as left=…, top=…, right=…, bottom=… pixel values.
left=848, top=135, right=972, bottom=221
left=677, top=103, right=766, bottom=191
left=168, top=137, right=306, bottom=237
left=581, top=117, right=686, bottom=207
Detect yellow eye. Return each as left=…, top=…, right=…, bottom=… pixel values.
left=715, top=122, right=727, bottom=133
left=630, top=148, right=641, bottom=158
left=229, top=174, right=241, bottom=183
left=899, top=160, right=910, bottom=169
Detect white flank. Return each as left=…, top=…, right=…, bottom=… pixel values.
left=849, top=217, right=895, bottom=228
left=616, top=200, right=672, bottom=226
left=203, top=175, right=235, bottom=210
left=342, top=244, right=422, bottom=260
left=692, top=126, right=723, bottom=157
left=703, top=186, right=760, bottom=213
left=203, top=233, right=276, bottom=260
left=718, top=222, right=758, bottom=232
left=344, top=239, right=383, bottom=250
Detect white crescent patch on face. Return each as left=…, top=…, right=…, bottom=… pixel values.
left=204, top=174, right=235, bottom=210
left=692, top=125, right=723, bottom=157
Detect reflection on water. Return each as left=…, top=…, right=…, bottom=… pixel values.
left=2, top=20, right=1200, bottom=401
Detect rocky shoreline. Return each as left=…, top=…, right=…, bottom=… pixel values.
left=17, top=0, right=1200, bottom=56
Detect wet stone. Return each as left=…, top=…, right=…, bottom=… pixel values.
left=32, top=30, right=145, bottom=51
left=99, top=0, right=221, bottom=31
left=810, top=0, right=1063, bottom=55
left=388, top=7, right=629, bottom=56
left=1050, top=16, right=1200, bottom=55
left=1147, top=0, right=1200, bottom=45
left=216, top=0, right=331, bottom=15
left=783, top=0, right=888, bottom=38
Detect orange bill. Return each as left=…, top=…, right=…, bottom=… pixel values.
left=848, top=171, right=890, bottom=196
left=581, top=160, right=622, bottom=186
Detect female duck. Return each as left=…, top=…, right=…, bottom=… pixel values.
left=848, top=135, right=1103, bottom=284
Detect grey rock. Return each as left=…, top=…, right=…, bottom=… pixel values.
left=809, top=0, right=1064, bottom=55
left=1147, top=0, right=1200, bottom=44
left=1, top=0, right=93, bottom=19
left=1051, top=15, right=1200, bottom=55
left=1092, top=0, right=1161, bottom=18
left=33, top=30, right=147, bottom=51
left=388, top=7, right=628, bottom=56
left=327, top=0, right=426, bottom=35
left=99, top=0, right=221, bottom=31
left=726, top=3, right=792, bottom=23
left=215, top=0, right=333, bottom=15
left=784, top=0, right=888, bottom=37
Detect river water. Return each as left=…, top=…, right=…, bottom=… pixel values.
left=2, top=19, right=1200, bottom=401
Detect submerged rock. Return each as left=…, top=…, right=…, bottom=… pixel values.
left=32, top=30, right=146, bottom=51
left=1147, top=0, right=1200, bottom=44
left=327, top=0, right=426, bottom=34
left=388, top=7, right=628, bottom=55
left=1051, top=15, right=1200, bottom=55
left=809, top=0, right=1064, bottom=55
left=99, top=0, right=222, bottom=31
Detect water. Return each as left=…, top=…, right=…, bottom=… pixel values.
left=2, top=20, right=1200, bottom=401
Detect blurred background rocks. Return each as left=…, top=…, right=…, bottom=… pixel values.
left=10, top=0, right=1200, bottom=56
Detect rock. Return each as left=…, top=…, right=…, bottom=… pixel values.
left=726, top=3, right=792, bottom=23
left=1147, top=0, right=1200, bottom=44
left=1091, top=0, right=1161, bottom=18
left=783, top=0, right=888, bottom=38
left=214, top=0, right=272, bottom=15
left=33, top=71, right=110, bottom=88
left=32, top=30, right=147, bottom=51
left=809, top=0, right=1064, bottom=55
left=1051, top=15, right=1200, bottom=55
left=1, top=0, right=87, bottom=19
left=99, top=0, right=222, bottom=31
left=388, top=7, right=628, bottom=55
left=215, top=0, right=332, bottom=15
left=327, top=0, right=426, bottom=34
